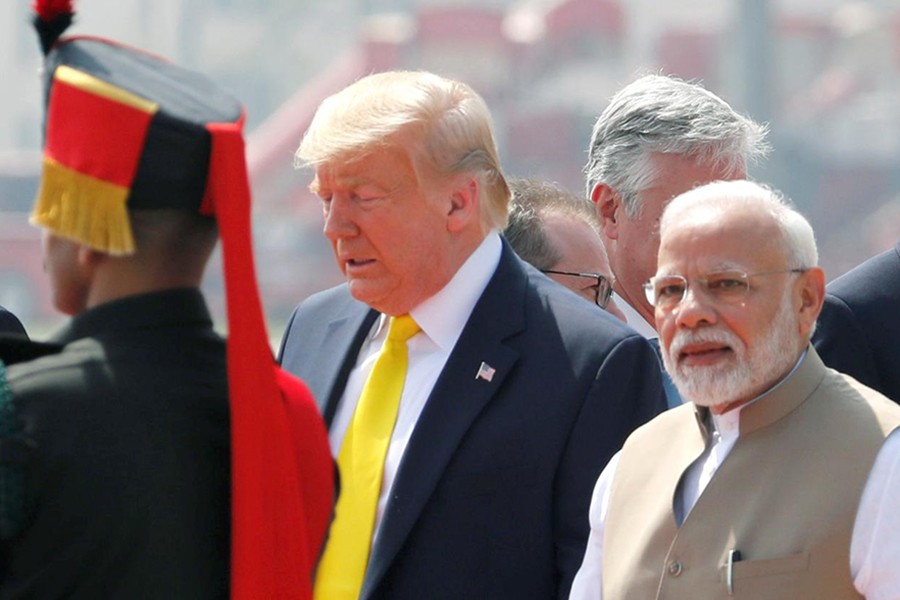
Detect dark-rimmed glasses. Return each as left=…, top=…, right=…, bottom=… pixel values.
left=541, top=269, right=614, bottom=309
left=643, top=268, right=808, bottom=310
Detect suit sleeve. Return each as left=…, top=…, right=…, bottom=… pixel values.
left=0, top=359, right=33, bottom=581
left=553, top=334, right=666, bottom=598
left=813, top=294, right=880, bottom=389
left=0, top=310, right=27, bottom=339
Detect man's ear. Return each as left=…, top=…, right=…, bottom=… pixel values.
left=796, top=266, right=826, bottom=337
left=447, top=176, right=479, bottom=234
left=592, top=183, right=621, bottom=241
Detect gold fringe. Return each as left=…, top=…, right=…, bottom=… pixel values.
left=30, top=158, right=135, bottom=256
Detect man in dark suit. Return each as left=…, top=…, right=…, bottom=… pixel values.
left=279, top=71, right=666, bottom=600
left=0, top=7, right=332, bottom=598
left=813, top=238, right=900, bottom=404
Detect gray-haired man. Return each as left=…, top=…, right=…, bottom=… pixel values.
left=585, top=74, right=769, bottom=406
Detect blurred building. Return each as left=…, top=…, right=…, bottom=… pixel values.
left=2, top=0, right=900, bottom=333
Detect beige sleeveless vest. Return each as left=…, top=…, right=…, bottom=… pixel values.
left=603, top=348, right=900, bottom=600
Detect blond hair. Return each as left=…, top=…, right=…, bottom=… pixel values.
left=296, top=71, right=510, bottom=230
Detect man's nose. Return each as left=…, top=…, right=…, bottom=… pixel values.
left=323, top=196, right=357, bottom=240
left=674, top=283, right=718, bottom=329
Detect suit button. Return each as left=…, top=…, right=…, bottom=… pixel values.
left=667, top=560, right=683, bottom=577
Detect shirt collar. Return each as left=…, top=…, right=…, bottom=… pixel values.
left=612, top=291, right=657, bottom=338
left=710, top=348, right=809, bottom=436
left=371, top=232, right=503, bottom=351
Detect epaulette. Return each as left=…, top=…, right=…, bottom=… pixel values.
left=0, top=335, right=64, bottom=366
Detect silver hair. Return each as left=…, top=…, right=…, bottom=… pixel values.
left=660, top=179, right=819, bottom=269
left=585, top=74, right=770, bottom=218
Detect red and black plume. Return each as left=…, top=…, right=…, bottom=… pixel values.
left=32, top=0, right=74, bottom=55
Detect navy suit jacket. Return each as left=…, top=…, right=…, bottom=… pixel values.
left=0, top=307, right=26, bottom=338
left=278, top=242, right=666, bottom=599
left=813, top=239, right=900, bottom=404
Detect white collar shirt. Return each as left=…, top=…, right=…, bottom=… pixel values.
left=612, top=291, right=657, bottom=339
left=329, top=231, right=503, bottom=543
left=569, top=351, right=900, bottom=600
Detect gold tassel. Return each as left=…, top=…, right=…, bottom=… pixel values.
left=30, top=158, right=135, bottom=256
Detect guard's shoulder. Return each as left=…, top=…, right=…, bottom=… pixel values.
left=0, top=334, right=64, bottom=366
left=0, top=336, right=53, bottom=539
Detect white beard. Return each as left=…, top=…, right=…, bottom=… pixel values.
left=662, top=290, right=801, bottom=408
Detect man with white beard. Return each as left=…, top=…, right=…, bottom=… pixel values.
left=569, top=180, right=900, bottom=600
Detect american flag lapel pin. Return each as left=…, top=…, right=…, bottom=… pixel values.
left=475, top=361, right=496, bottom=382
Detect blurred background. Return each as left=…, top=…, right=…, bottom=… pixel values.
left=2, top=0, right=899, bottom=339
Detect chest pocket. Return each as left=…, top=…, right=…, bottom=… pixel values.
left=719, top=552, right=811, bottom=599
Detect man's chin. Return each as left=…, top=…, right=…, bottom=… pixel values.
left=347, top=281, right=381, bottom=309
left=685, top=393, right=738, bottom=409
left=671, top=364, right=746, bottom=408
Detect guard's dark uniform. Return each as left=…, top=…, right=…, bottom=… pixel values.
left=0, top=289, right=229, bottom=598
left=1, top=4, right=334, bottom=598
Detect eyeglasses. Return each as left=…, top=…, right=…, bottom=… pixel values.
left=643, top=268, right=808, bottom=310
left=541, top=269, right=614, bottom=309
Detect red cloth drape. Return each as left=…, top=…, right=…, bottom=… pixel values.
left=205, top=118, right=333, bottom=599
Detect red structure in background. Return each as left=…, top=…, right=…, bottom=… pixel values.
left=243, top=0, right=900, bottom=326
left=247, top=0, right=625, bottom=213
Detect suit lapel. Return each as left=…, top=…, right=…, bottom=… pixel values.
left=361, top=244, right=528, bottom=598
left=292, top=293, right=377, bottom=425
left=320, top=309, right=378, bottom=425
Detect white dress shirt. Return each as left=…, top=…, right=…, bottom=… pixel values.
left=569, top=357, right=900, bottom=600
left=329, top=232, right=502, bottom=543
left=618, top=293, right=682, bottom=407
left=611, top=291, right=657, bottom=339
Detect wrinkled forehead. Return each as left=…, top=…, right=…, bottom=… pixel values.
left=309, top=141, right=422, bottom=194
left=657, top=208, right=784, bottom=275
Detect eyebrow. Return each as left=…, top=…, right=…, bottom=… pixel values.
left=310, top=174, right=397, bottom=196
left=708, top=262, right=751, bottom=272
left=655, top=262, right=750, bottom=277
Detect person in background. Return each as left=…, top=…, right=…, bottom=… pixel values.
left=583, top=73, right=769, bottom=407
left=570, top=180, right=900, bottom=600
left=504, top=177, right=626, bottom=321
left=279, top=70, right=666, bottom=600
left=813, top=238, right=900, bottom=404
left=0, top=3, right=332, bottom=598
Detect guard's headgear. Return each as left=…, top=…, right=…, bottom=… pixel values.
left=32, top=2, right=329, bottom=597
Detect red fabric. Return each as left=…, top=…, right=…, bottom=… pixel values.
left=45, top=78, right=152, bottom=187
left=33, top=0, right=73, bottom=22
left=275, top=368, right=335, bottom=565
left=205, top=118, right=332, bottom=599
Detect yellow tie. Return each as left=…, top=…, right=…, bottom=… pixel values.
left=314, top=315, right=420, bottom=600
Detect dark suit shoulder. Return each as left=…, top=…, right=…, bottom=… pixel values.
left=827, top=244, right=900, bottom=309
left=5, top=339, right=102, bottom=397
left=0, top=308, right=27, bottom=338
left=279, top=285, right=368, bottom=353
left=278, top=284, right=375, bottom=415
left=0, top=335, right=62, bottom=366
left=524, top=263, right=649, bottom=354
left=814, top=242, right=900, bottom=402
